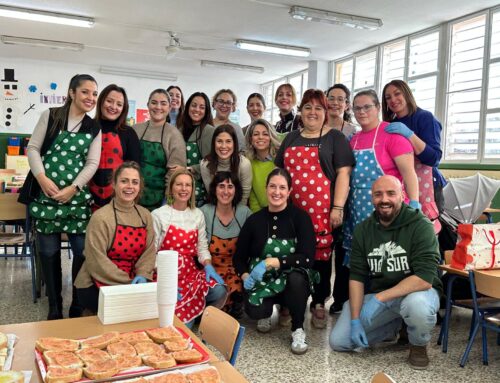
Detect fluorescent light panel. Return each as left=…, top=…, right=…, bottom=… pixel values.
left=0, top=5, right=94, bottom=28
left=235, top=39, right=310, bottom=57
left=201, top=60, right=264, bottom=74
left=289, top=6, right=382, bottom=31
left=100, top=66, right=177, bottom=81
left=1, top=35, right=84, bottom=51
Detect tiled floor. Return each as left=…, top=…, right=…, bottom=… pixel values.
left=1, top=255, right=499, bottom=383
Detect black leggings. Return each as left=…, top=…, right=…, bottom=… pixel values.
left=311, top=258, right=332, bottom=305
left=77, top=284, right=99, bottom=314
left=245, top=270, right=310, bottom=331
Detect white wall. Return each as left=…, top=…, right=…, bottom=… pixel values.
left=0, top=56, right=259, bottom=134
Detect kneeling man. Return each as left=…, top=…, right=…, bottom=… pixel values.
left=330, top=175, right=442, bottom=369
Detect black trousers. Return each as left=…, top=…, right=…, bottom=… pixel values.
left=77, top=284, right=99, bottom=314
left=245, top=270, right=310, bottom=331
left=332, top=239, right=349, bottom=307
left=311, top=258, right=332, bottom=306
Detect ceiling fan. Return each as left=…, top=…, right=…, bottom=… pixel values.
left=165, top=31, right=214, bottom=57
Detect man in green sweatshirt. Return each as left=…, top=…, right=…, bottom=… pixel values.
left=329, top=175, right=442, bottom=370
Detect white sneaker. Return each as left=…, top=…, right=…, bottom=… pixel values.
left=257, top=317, right=272, bottom=333
left=291, top=328, right=308, bottom=354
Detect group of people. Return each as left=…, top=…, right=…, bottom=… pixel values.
left=21, top=73, right=445, bottom=369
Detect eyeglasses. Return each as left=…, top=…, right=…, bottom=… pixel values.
left=216, top=99, right=234, bottom=106
left=327, top=96, right=346, bottom=103
left=353, top=104, right=376, bottom=113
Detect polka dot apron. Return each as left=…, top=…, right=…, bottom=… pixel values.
left=247, top=237, right=318, bottom=306
left=138, top=122, right=167, bottom=210
left=415, top=159, right=441, bottom=234
left=89, top=132, right=124, bottom=211
left=186, top=140, right=206, bottom=207
left=30, top=130, right=94, bottom=234
left=94, top=201, right=147, bottom=287
left=283, top=141, right=333, bottom=261
left=208, top=209, right=241, bottom=308
left=159, top=225, right=217, bottom=323
left=343, top=124, right=384, bottom=265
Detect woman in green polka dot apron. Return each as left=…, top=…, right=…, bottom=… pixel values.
left=178, top=92, right=216, bottom=207
left=24, top=74, right=101, bottom=320
left=233, top=168, right=318, bottom=355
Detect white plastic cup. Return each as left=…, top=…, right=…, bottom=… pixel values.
left=158, top=303, right=175, bottom=327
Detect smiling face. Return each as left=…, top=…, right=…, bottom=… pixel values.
left=101, top=90, right=124, bottom=121
left=147, top=92, right=170, bottom=124
left=215, top=132, right=234, bottom=160
left=275, top=85, right=295, bottom=114
left=301, top=99, right=326, bottom=131
left=247, top=96, right=265, bottom=121
left=372, top=176, right=404, bottom=226
left=384, top=84, right=409, bottom=118
left=168, top=87, right=182, bottom=110
left=251, top=123, right=271, bottom=153
left=266, top=174, right=291, bottom=212
left=188, top=96, right=206, bottom=124
left=171, top=174, right=193, bottom=207
left=70, top=80, right=98, bottom=114
left=214, top=92, right=234, bottom=120
left=114, top=167, right=141, bottom=205
left=353, top=95, right=380, bottom=130
left=327, top=88, right=349, bottom=120
left=216, top=179, right=235, bottom=206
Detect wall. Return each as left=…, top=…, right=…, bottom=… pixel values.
left=0, top=56, right=259, bottom=135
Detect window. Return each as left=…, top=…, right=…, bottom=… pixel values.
left=354, top=50, right=377, bottom=91
left=334, top=59, right=353, bottom=90
left=381, top=40, right=406, bottom=86
left=485, top=11, right=500, bottom=159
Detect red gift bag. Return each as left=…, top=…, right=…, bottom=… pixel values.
left=451, top=223, right=500, bottom=270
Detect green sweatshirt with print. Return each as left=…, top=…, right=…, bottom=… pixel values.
left=350, top=204, right=442, bottom=295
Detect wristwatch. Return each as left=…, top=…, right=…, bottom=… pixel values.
left=72, top=183, right=81, bottom=192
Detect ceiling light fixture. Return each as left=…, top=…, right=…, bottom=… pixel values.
left=200, top=60, right=264, bottom=74
left=0, top=4, right=94, bottom=28
left=100, top=66, right=178, bottom=81
left=235, top=39, right=310, bottom=57
left=1, top=35, right=84, bottom=51
left=289, top=5, right=383, bottom=31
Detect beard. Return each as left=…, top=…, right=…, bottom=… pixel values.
left=375, top=202, right=401, bottom=225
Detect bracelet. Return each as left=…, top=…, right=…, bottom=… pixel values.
left=332, top=205, right=344, bottom=210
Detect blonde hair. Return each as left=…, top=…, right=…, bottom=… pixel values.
left=274, top=83, right=297, bottom=107
left=168, top=168, right=196, bottom=209
left=245, top=119, right=280, bottom=160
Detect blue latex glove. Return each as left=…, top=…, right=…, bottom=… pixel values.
left=204, top=264, right=225, bottom=284
left=250, top=260, right=267, bottom=282
left=384, top=122, right=414, bottom=139
left=360, top=295, right=386, bottom=327
left=177, top=287, right=183, bottom=301
left=131, top=276, right=147, bottom=284
left=409, top=199, right=421, bottom=210
left=350, top=319, right=369, bottom=348
left=243, top=275, right=256, bottom=290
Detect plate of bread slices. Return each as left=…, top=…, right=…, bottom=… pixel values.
left=0, top=332, right=17, bottom=372
left=123, top=365, right=222, bottom=383
left=34, top=327, right=210, bottom=383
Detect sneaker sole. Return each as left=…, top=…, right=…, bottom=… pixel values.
left=291, top=347, right=308, bottom=355
left=408, top=362, right=429, bottom=370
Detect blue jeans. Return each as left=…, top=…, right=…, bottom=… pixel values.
left=185, top=285, right=228, bottom=329
left=330, top=289, right=440, bottom=351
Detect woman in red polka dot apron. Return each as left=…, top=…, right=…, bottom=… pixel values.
left=89, top=85, right=141, bottom=211
left=275, top=89, right=355, bottom=329
left=75, top=162, right=157, bottom=314
left=152, top=169, right=228, bottom=326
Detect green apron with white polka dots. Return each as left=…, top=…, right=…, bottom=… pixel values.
left=247, top=237, right=319, bottom=306
left=186, top=141, right=206, bottom=207
left=29, top=131, right=94, bottom=234
left=139, top=123, right=167, bottom=210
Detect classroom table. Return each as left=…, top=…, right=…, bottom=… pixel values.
left=0, top=316, right=249, bottom=383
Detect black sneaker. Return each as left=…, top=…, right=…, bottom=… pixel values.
left=408, top=345, right=429, bottom=370
left=329, top=303, right=343, bottom=315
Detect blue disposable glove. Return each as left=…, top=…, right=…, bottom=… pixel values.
left=204, top=264, right=225, bottom=284
left=409, top=199, right=421, bottom=210
left=250, top=260, right=267, bottom=282
left=360, top=295, right=386, bottom=327
left=177, top=287, right=183, bottom=301
left=131, top=276, right=147, bottom=284
left=243, top=275, right=256, bottom=290
left=384, top=122, right=414, bottom=139
left=350, top=319, right=369, bottom=348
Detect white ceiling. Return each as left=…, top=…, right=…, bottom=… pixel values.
left=0, top=0, right=499, bottom=85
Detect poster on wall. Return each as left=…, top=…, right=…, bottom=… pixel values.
left=136, top=108, right=150, bottom=123
left=127, top=100, right=136, bottom=126
left=1, top=68, right=21, bottom=131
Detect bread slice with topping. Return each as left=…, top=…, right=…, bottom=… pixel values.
left=171, top=349, right=203, bottom=364
left=75, top=347, right=110, bottom=365
left=36, top=338, right=79, bottom=353
left=146, top=327, right=183, bottom=344
left=80, top=332, right=120, bottom=349
left=107, top=341, right=137, bottom=358
left=142, top=353, right=176, bottom=369
left=45, top=366, right=83, bottom=383
left=82, top=359, right=119, bottom=380
left=43, top=351, right=83, bottom=369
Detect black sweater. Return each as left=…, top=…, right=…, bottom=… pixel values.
left=233, top=204, right=315, bottom=276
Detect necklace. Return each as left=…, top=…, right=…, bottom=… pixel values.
left=67, top=118, right=84, bottom=133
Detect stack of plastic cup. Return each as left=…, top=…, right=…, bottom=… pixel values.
left=156, top=250, right=178, bottom=327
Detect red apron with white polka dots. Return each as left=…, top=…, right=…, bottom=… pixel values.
left=284, top=145, right=333, bottom=261
left=94, top=203, right=147, bottom=287
left=89, top=132, right=124, bottom=211
left=415, top=159, right=441, bottom=234
left=159, top=225, right=216, bottom=323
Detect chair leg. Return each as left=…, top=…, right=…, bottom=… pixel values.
left=460, top=321, right=480, bottom=367
left=481, top=323, right=488, bottom=366
left=30, top=243, right=37, bottom=303
left=468, top=312, right=476, bottom=340
left=441, top=274, right=457, bottom=353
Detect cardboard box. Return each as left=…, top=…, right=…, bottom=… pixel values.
left=5, top=155, right=29, bottom=175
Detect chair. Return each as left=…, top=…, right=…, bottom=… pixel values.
left=0, top=193, right=37, bottom=303
left=198, top=306, right=245, bottom=366
left=371, top=372, right=397, bottom=383
left=460, top=269, right=500, bottom=366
